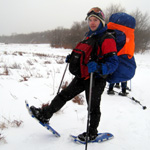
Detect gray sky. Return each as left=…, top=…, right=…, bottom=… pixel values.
left=0, top=0, right=149, bottom=36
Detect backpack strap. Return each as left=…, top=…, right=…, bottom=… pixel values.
left=89, top=32, right=116, bottom=63
left=98, top=31, right=115, bottom=47
left=97, top=32, right=116, bottom=58
left=85, top=32, right=116, bottom=62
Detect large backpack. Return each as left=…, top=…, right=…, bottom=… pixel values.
left=107, top=12, right=136, bottom=83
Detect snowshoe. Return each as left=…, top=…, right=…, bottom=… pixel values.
left=25, top=101, right=60, bottom=137
left=70, top=132, right=114, bottom=144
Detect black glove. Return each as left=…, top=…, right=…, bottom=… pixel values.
left=65, top=54, right=71, bottom=63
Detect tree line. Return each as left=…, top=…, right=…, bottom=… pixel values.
left=0, top=4, right=150, bottom=53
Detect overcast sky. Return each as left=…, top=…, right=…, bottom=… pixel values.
left=0, top=0, right=149, bottom=36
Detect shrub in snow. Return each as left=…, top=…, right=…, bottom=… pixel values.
left=0, top=133, right=7, bottom=144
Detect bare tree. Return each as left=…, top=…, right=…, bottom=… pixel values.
left=131, top=9, right=150, bottom=53
left=68, top=21, right=88, bottom=48
left=104, top=4, right=126, bottom=23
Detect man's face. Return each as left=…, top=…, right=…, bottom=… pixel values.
left=88, top=16, right=100, bottom=31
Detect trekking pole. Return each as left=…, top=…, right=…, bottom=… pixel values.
left=85, top=72, right=93, bottom=150
left=131, top=97, right=147, bottom=110
left=106, top=87, right=147, bottom=110
left=129, top=80, right=132, bottom=91
left=57, top=63, right=69, bottom=95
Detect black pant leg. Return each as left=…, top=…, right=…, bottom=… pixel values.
left=43, top=77, right=85, bottom=119
left=109, top=83, right=115, bottom=90
left=121, top=81, right=127, bottom=93
left=84, top=77, right=106, bottom=134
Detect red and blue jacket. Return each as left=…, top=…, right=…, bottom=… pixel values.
left=86, top=25, right=119, bottom=78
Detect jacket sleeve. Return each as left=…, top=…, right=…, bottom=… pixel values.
left=99, top=38, right=119, bottom=75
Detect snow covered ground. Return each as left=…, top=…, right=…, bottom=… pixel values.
left=0, top=44, right=150, bottom=150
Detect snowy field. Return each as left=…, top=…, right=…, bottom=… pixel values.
left=0, top=44, right=150, bottom=150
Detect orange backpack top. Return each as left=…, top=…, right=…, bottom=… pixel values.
left=107, top=22, right=135, bottom=59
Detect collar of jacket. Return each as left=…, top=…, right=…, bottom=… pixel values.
left=86, top=24, right=107, bottom=38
